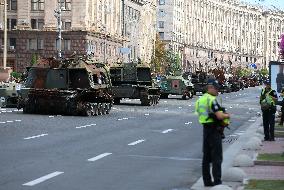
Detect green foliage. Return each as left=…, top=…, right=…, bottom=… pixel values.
left=150, top=34, right=167, bottom=73
left=235, top=66, right=252, bottom=77
left=30, top=53, right=38, bottom=66
left=257, top=153, right=284, bottom=161
left=10, top=71, right=22, bottom=79
left=245, top=180, right=284, bottom=190
left=259, top=68, right=269, bottom=78
left=165, top=50, right=182, bottom=76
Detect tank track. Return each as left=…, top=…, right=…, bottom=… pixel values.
left=140, top=95, right=160, bottom=106
left=81, top=102, right=112, bottom=116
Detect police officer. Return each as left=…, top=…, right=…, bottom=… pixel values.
left=195, top=80, right=230, bottom=187
left=260, top=80, right=277, bottom=141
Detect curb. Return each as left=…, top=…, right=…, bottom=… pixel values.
left=191, top=117, right=262, bottom=190
left=254, top=160, right=284, bottom=166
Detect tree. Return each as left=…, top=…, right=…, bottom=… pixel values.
left=30, top=53, right=38, bottom=66
left=150, top=34, right=167, bottom=74
left=165, top=50, right=182, bottom=76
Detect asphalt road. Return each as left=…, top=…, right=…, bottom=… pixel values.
left=0, top=87, right=262, bottom=190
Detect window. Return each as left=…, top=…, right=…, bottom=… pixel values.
left=7, top=0, right=17, bottom=11
left=63, top=39, right=71, bottom=50
left=58, top=0, right=71, bottom=11
left=28, top=39, right=44, bottom=50
left=158, top=21, right=164, bottom=28
left=159, top=9, right=165, bottom=17
left=7, top=18, right=17, bottom=30
left=159, top=0, right=165, bottom=5
left=31, top=0, right=45, bottom=11
left=31, top=19, right=44, bottom=29
left=64, top=22, right=71, bottom=30
left=37, top=39, right=44, bottom=49
left=159, top=32, right=164, bottom=39
left=9, top=38, right=16, bottom=49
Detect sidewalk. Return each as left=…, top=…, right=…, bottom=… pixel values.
left=191, top=118, right=284, bottom=190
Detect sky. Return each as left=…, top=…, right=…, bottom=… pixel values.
left=242, top=0, right=284, bottom=11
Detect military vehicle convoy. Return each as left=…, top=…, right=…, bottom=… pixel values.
left=109, top=62, right=160, bottom=106
left=0, top=82, right=20, bottom=107
left=159, top=75, right=194, bottom=99
left=18, top=56, right=113, bottom=116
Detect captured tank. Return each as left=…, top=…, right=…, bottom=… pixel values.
left=0, top=82, right=20, bottom=108
left=110, top=62, right=160, bottom=106
left=159, top=75, right=194, bottom=99
left=192, top=71, right=215, bottom=94
left=18, top=55, right=113, bottom=116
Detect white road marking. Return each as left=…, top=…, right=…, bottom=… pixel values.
left=248, top=119, right=256, bottom=122
left=7, top=111, right=12, bottom=113
left=87, top=153, right=112, bottom=162
left=0, top=121, right=6, bottom=124
left=22, top=171, right=64, bottom=186
left=229, top=134, right=238, bottom=137
left=144, top=113, right=150, bottom=116
left=162, top=129, right=174, bottom=134
left=15, top=120, right=22, bottom=122
left=178, top=107, right=182, bottom=109
left=164, top=101, right=167, bottom=103
left=165, top=110, right=169, bottom=112
left=2, top=111, right=6, bottom=113
left=76, top=124, right=96, bottom=129
left=117, top=118, right=123, bottom=121
left=128, top=139, right=145, bottom=146
left=235, top=132, right=244, bottom=136
left=6, top=121, right=13, bottom=123
left=24, top=134, right=48, bottom=140
left=185, top=121, right=193, bottom=125
left=48, top=116, right=54, bottom=118
left=122, top=118, right=128, bottom=120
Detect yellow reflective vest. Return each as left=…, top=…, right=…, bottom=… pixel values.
left=195, top=93, right=216, bottom=124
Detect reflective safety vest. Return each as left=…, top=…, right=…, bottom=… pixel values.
left=195, top=93, right=216, bottom=124
left=260, top=89, right=275, bottom=107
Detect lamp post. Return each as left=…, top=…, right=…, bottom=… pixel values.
left=2, top=0, right=7, bottom=69
left=54, top=5, right=63, bottom=58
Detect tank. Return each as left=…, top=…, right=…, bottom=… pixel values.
left=0, top=82, right=20, bottom=108
left=159, top=75, right=194, bottom=99
left=17, top=55, right=113, bottom=116
left=109, top=62, right=160, bottom=106
left=191, top=71, right=215, bottom=94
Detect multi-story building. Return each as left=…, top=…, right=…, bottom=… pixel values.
left=0, top=0, right=124, bottom=71
left=157, top=0, right=284, bottom=72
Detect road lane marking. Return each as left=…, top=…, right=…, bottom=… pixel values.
left=87, top=153, right=112, bottom=162
left=0, top=121, right=6, bottom=124
left=48, top=116, right=54, bottom=118
left=185, top=121, right=193, bottom=125
left=162, top=129, right=174, bottom=134
left=117, top=118, right=123, bottom=121
left=15, top=120, right=21, bottom=122
left=128, top=139, right=145, bottom=146
left=122, top=118, right=128, bottom=120
left=6, top=121, right=13, bottom=123
left=76, top=124, right=96, bottom=129
left=165, top=110, right=169, bottom=112
left=248, top=119, right=256, bottom=122
left=144, top=113, right=150, bottom=116
left=178, top=107, right=182, bottom=109
left=23, top=171, right=64, bottom=186
left=24, top=134, right=48, bottom=140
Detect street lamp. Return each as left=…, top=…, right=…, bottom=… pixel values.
left=54, top=5, right=64, bottom=58
left=1, top=0, right=7, bottom=69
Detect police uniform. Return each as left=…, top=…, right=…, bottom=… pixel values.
left=260, top=87, right=277, bottom=141
left=195, top=92, right=223, bottom=186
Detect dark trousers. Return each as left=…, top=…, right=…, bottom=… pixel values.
left=202, top=126, right=223, bottom=185
left=280, top=107, right=284, bottom=125
left=262, top=110, right=275, bottom=140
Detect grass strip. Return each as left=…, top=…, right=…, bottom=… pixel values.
left=245, top=180, right=284, bottom=190
left=257, top=153, right=284, bottom=161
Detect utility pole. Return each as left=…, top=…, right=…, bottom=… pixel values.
left=3, top=0, right=7, bottom=69
left=54, top=6, right=63, bottom=58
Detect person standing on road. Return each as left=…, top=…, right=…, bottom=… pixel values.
left=260, top=80, right=278, bottom=141
left=195, top=80, right=230, bottom=187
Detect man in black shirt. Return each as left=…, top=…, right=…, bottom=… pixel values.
left=260, top=80, right=278, bottom=141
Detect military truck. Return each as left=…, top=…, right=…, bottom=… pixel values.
left=159, top=75, right=194, bottom=99
left=0, top=82, right=20, bottom=107
left=18, top=56, right=113, bottom=116
left=109, top=62, right=160, bottom=106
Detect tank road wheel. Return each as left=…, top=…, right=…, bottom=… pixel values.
left=105, top=103, right=111, bottom=114
left=182, top=94, right=187, bottom=100
left=101, top=103, right=107, bottom=115
left=83, top=103, right=92, bottom=116
left=93, top=104, right=99, bottom=116
left=141, top=97, right=151, bottom=106
left=114, top=98, right=121, bottom=105
left=98, top=103, right=103, bottom=115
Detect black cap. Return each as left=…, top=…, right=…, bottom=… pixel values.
left=207, top=79, right=221, bottom=90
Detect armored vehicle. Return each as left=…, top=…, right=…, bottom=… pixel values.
left=192, top=72, right=215, bottom=94
left=159, top=75, right=194, bottom=99
left=110, top=62, right=160, bottom=106
left=18, top=56, right=113, bottom=116
left=0, top=82, right=20, bottom=107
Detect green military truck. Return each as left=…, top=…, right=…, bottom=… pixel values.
left=159, top=75, right=194, bottom=99
left=110, top=62, right=160, bottom=106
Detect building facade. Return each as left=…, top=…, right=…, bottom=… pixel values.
left=157, top=0, right=284, bottom=72
left=0, top=0, right=156, bottom=72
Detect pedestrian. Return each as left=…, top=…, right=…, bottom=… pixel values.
left=195, top=80, right=230, bottom=187
left=278, top=88, right=284, bottom=126
left=260, top=80, right=278, bottom=141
